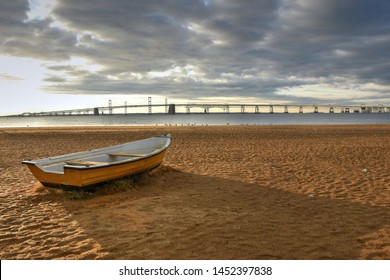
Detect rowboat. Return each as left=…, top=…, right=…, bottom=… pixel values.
left=22, top=134, right=171, bottom=190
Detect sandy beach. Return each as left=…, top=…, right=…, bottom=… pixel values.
left=0, top=125, right=389, bottom=260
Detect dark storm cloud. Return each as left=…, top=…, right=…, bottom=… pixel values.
left=53, top=0, right=215, bottom=71
left=279, top=0, right=390, bottom=36
left=0, top=0, right=29, bottom=24
left=0, top=1, right=78, bottom=60
left=49, top=0, right=290, bottom=97
left=2, top=0, right=390, bottom=103
left=266, top=0, right=390, bottom=86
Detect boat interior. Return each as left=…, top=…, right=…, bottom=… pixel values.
left=38, top=146, right=162, bottom=174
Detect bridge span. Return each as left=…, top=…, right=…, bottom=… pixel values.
left=17, top=103, right=390, bottom=117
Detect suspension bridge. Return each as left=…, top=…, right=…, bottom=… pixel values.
left=15, top=100, right=390, bottom=117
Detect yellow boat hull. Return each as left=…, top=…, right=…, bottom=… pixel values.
left=25, top=150, right=166, bottom=189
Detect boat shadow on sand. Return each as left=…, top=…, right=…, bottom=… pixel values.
left=52, top=165, right=390, bottom=260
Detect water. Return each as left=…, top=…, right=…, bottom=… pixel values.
left=1, top=113, right=390, bottom=128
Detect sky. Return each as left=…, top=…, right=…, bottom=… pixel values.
left=1, top=0, right=390, bottom=115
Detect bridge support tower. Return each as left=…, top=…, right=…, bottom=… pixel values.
left=168, top=104, right=176, bottom=114
left=148, top=97, right=152, bottom=114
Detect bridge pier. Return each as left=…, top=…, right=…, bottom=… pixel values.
left=108, top=100, right=113, bottom=115
left=168, top=104, right=176, bottom=114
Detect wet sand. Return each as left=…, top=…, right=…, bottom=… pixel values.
left=0, top=125, right=389, bottom=259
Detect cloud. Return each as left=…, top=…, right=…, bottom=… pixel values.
left=1, top=0, right=390, bottom=105
left=47, top=0, right=296, bottom=99
left=265, top=0, right=390, bottom=84
left=0, top=73, right=23, bottom=81
left=279, top=0, right=390, bottom=36
left=0, top=0, right=29, bottom=25
left=0, top=1, right=78, bottom=60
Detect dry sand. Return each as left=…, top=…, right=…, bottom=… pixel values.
left=0, top=125, right=389, bottom=259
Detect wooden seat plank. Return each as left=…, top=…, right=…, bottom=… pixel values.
left=65, top=161, right=102, bottom=166
left=107, top=153, right=148, bottom=157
